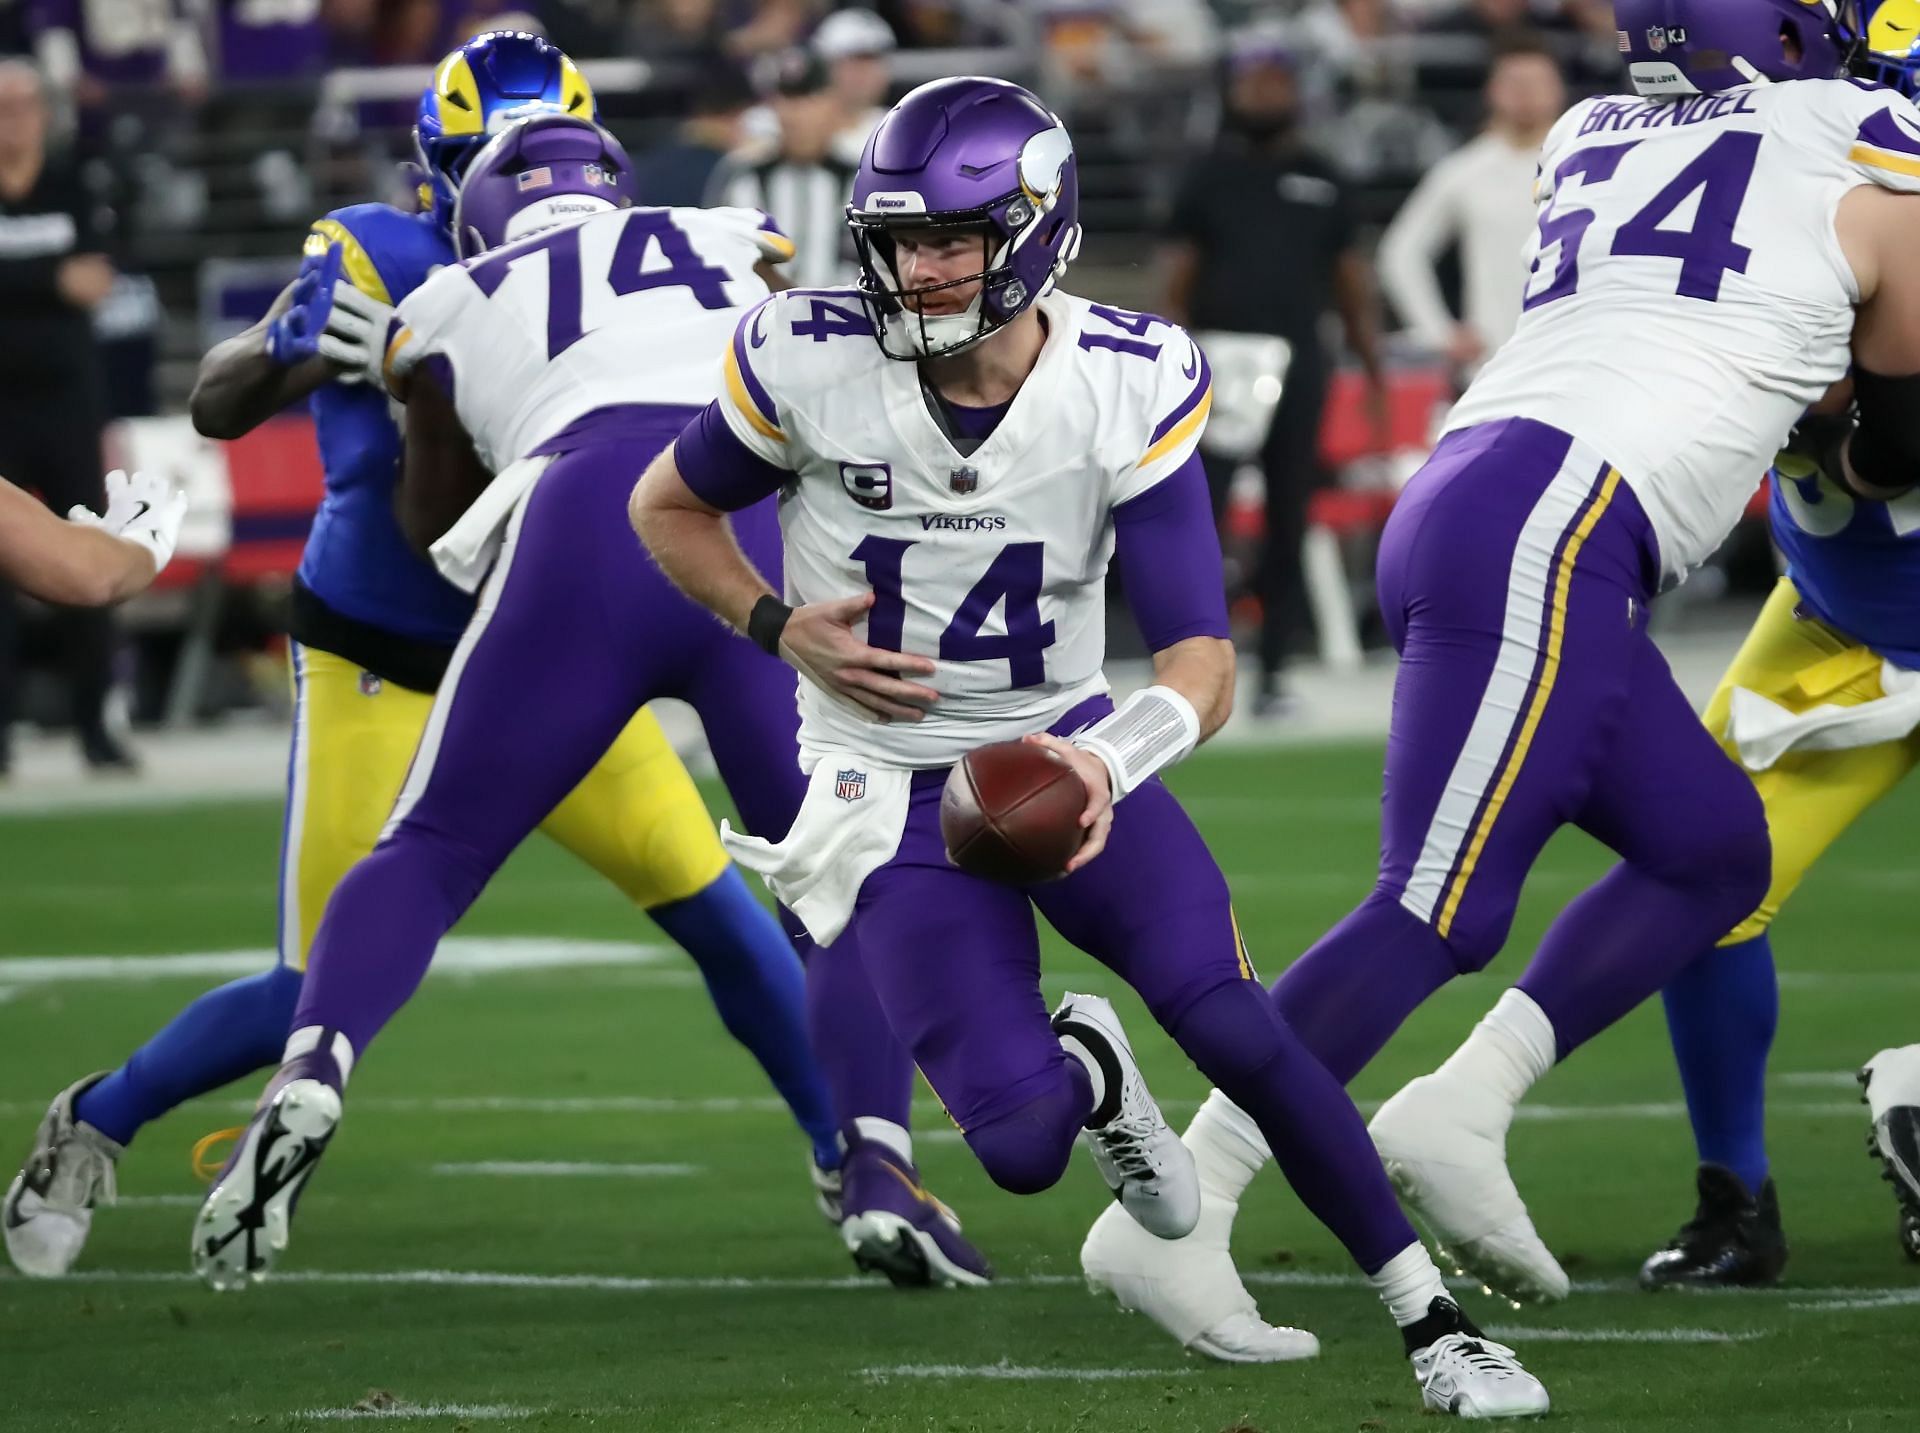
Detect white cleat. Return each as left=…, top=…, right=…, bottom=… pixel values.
left=1051, top=992, right=1200, bottom=1240
left=3, top=1074, right=122, bottom=1278
left=1370, top=1073, right=1569, bottom=1305
left=1081, top=1194, right=1319, bottom=1362
left=1410, top=1312, right=1551, bottom=1420
left=192, top=1078, right=341, bottom=1292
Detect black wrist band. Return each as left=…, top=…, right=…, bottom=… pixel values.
left=747, top=594, right=793, bottom=656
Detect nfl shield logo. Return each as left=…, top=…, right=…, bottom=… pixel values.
left=835, top=768, right=867, bottom=802
left=1646, top=24, right=1668, bottom=52
left=358, top=671, right=383, bottom=696
left=950, top=466, right=979, bottom=495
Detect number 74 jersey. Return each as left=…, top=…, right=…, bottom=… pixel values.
left=1447, top=77, right=1920, bottom=584
left=720, top=286, right=1213, bottom=768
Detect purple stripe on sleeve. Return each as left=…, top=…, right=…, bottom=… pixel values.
left=1148, top=345, right=1214, bottom=447
left=676, top=401, right=792, bottom=512
left=1858, top=105, right=1920, bottom=157
left=731, top=304, right=780, bottom=428
left=1112, top=449, right=1230, bottom=651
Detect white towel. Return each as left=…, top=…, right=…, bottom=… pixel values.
left=720, top=755, right=912, bottom=946
left=1725, top=659, right=1920, bottom=772
left=428, top=455, right=553, bottom=594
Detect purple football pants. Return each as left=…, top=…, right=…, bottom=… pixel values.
left=849, top=721, right=1419, bottom=1273
left=291, top=431, right=914, bottom=1130
left=1271, top=418, right=1771, bottom=1078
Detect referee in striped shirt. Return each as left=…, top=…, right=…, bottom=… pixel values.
left=706, top=51, right=859, bottom=291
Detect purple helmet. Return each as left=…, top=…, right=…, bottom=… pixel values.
left=1614, top=0, right=1864, bottom=96
left=451, top=114, right=635, bottom=259
left=847, top=77, right=1081, bottom=360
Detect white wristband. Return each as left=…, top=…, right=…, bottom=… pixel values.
left=1070, top=684, right=1201, bottom=801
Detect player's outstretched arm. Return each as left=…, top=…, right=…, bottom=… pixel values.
left=190, top=278, right=337, bottom=440
left=631, top=439, right=939, bottom=723
left=0, top=469, right=186, bottom=606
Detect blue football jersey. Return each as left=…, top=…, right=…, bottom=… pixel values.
left=293, top=203, right=476, bottom=647
left=1770, top=469, right=1920, bottom=668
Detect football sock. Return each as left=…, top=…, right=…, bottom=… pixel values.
left=1516, top=850, right=1767, bottom=1059
left=1432, top=988, right=1557, bottom=1112
left=1169, top=978, right=1419, bottom=1273
left=651, top=869, right=840, bottom=1169
left=73, top=964, right=302, bottom=1147
left=1184, top=1088, right=1269, bottom=1206
left=794, top=918, right=916, bottom=1137
left=1268, top=890, right=1463, bottom=1082
left=850, top=1115, right=912, bottom=1165
left=1367, top=1241, right=1453, bottom=1329
left=1661, top=933, right=1776, bottom=1197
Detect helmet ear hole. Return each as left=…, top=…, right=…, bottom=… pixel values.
left=1781, top=20, right=1804, bottom=65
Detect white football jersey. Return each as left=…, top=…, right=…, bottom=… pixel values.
left=1447, top=79, right=1920, bottom=581
left=391, top=205, right=791, bottom=469
left=717, top=288, right=1213, bottom=768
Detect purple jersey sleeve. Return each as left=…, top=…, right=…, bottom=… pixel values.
left=1112, top=449, right=1231, bottom=652
left=676, top=400, right=793, bottom=511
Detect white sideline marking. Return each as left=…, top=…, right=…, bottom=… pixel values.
left=1482, top=1325, right=1766, bottom=1344
left=1791, top=1290, right=1920, bottom=1312
left=1776, top=1071, right=1863, bottom=1089
left=430, top=1161, right=700, bottom=1178
left=0, top=937, right=669, bottom=985
left=0, top=1093, right=1874, bottom=1122
left=43, top=1269, right=1919, bottom=1307
left=860, top=1362, right=1194, bottom=1382
left=293, top=1404, right=538, bottom=1422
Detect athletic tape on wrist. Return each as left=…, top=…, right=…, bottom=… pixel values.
left=1070, top=684, right=1201, bottom=800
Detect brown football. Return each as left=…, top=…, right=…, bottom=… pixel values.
left=941, top=740, right=1089, bottom=885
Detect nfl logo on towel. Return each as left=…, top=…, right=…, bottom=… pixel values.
left=950, top=466, right=979, bottom=495
left=835, top=768, right=867, bottom=802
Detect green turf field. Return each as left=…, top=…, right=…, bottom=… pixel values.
left=1, top=742, right=1914, bottom=1432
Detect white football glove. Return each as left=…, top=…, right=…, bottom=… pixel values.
left=317, top=279, right=396, bottom=386
left=69, top=469, right=189, bottom=576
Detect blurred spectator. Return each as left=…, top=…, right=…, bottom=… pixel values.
left=1378, top=36, right=1563, bottom=375
left=0, top=59, right=134, bottom=772
left=25, top=0, right=206, bottom=113
left=726, top=0, right=818, bottom=58
left=813, top=6, right=894, bottom=163
left=371, top=0, right=451, bottom=64
left=1163, top=39, right=1385, bottom=715
left=452, top=3, right=546, bottom=42
left=637, top=60, right=753, bottom=204
left=629, top=0, right=726, bottom=63
left=208, top=0, right=330, bottom=84
left=708, top=47, right=855, bottom=286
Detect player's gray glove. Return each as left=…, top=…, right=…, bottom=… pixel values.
left=316, top=280, right=397, bottom=386
left=68, top=469, right=189, bottom=575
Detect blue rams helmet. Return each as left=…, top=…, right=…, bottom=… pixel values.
left=414, top=31, right=595, bottom=231
left=1859, top=0, right=1920, bottom=96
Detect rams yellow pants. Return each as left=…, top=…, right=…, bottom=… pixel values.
left=1705, top=578, right=1920, bottom=945
left=278, top=644, right=728, bottom=967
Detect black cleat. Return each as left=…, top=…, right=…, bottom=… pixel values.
left=1639, top=1163, right=1788, bottom=1290
left=80, top=729, right=139, bottom=775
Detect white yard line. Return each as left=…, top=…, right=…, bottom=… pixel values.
left=0, top=938, right=669, bottom=985
left=41, top=1268, right=1919, bottom=1308
left=292, top=1404, right=540, bottom=1422
left=1482, top=1325, right=1767, bottom=1343
left=860, top=1363, right=1195, bottom=1382
left=430, top=1161, right=700, bottom=1178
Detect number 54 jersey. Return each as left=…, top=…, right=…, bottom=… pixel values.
left=1447, top=78, right=1920, bottom=584
left=716, top=287, right=1213, bottom=769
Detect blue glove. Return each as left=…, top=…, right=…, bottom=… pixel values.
left=265, top=245, right=344, bottom=367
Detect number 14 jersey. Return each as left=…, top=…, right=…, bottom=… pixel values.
left=1447, top=78, right=1920, bottom=583
left=718, top=287, right=1212, bottom=768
